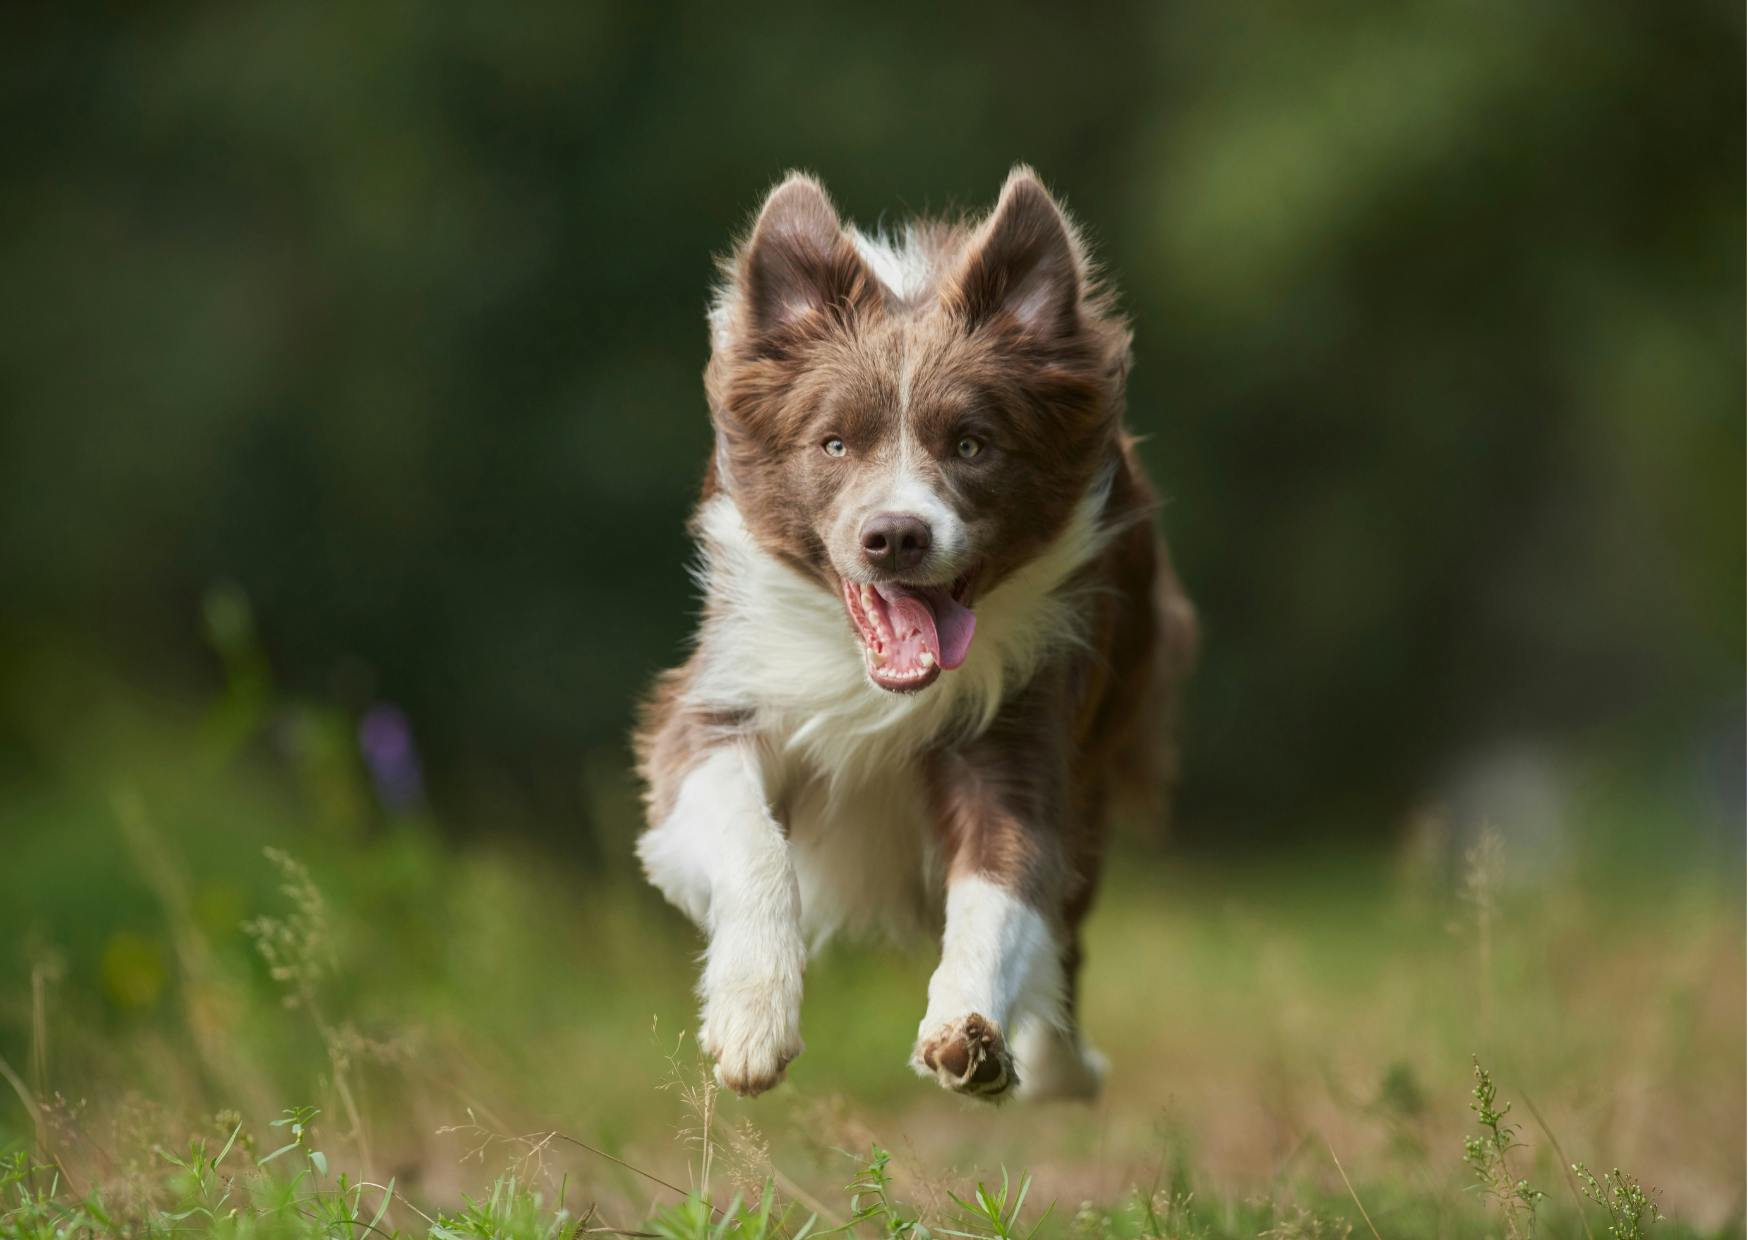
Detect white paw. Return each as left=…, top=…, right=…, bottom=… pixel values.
left=912, top=1013, right=1016, bottom=1100
left=699, top=923, right=804, bottom=1097
left=1013, top=1020, right=1106, bottom=1102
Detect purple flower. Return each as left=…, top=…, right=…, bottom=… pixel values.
left=358, top=703, right=426, bottom=814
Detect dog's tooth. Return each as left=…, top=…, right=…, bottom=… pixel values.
left=918, top=651, right=935, bottom=668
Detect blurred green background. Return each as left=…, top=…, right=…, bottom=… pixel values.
left=0, top=4, right=1743, bottom=1231
left=1, top=2, right=1741, bottom=851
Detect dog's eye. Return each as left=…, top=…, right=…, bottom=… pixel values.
left=956, top=436, right=983, bottom=460
left=823, top=437, right=846, bottom=458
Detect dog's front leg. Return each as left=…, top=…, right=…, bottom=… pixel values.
left=912, top=736, right=1066, bottom=1101
left=912, top=871, right=1060, bottom=1099
left=637, top=743, right=804, bottom=1096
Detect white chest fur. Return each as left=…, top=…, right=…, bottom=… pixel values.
left=772, top=754, right=940, bottom=946
left=662, top=479, right=1114, bottom=946
left=684, top=482, right=1113, bottom=760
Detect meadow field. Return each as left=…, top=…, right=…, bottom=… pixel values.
left=2, top=666, right=1741, bottom=1240
left=3, top=3, right=1741, bottom=1237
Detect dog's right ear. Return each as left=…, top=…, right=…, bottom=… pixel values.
left=728, top=174, right=882, bottom=346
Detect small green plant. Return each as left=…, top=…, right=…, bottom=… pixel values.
left=1574, top=1164, right=1663, bottom=1240
left=944, top=1166, right=1051, bottom=1240
left=153, top=1121, right=244, bottom=1225
left=1463, top=1058, right=1545, bottom=1239
left=835, top=1146, right=931, bottom=1240
left=0, top=1111, right=403, bottom=1240
left=432, top=1174, right=574, bottom=1240
left=1, top=1149, right=107, bottom=1240
left=646, top=1181, right=816, bottom=1240
left=259, top=1105, right=327, bottom=1179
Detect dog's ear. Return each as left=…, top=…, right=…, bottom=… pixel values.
left=948, top=166, right=1083, bottom=342
left=731, top=173, right=881, bottom=345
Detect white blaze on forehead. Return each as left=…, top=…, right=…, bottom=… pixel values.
left=822, top=408, right=970, bottom=583
left=858, top=326, right=966, bottom=577
left=879, top=424, right=968, bottom=569
left=832, top=227, right=965, bottom=578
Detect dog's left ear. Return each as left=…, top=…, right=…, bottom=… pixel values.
left=948, top=166, right=1083, bottom=341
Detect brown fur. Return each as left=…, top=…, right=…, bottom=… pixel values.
left=634, top=167, right=1195, bottom=1089
left=704, top=171, right=1133, bottom=596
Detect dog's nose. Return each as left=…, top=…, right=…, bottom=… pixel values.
left=860, top=513, right=932, bottom=573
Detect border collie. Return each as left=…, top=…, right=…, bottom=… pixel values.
left=636, top=167, right=1195, bottom=1101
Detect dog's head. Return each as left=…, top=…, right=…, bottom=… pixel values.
left=705, top=167, right=1130, bottom=694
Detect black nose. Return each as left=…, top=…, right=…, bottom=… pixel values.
left=860, top=513, right=932, bottom=573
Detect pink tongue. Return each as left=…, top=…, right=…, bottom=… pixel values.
left=875, top=583, right=978, bottom=670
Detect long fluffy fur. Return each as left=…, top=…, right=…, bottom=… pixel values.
left=684, top=466, right=1118, bottom=794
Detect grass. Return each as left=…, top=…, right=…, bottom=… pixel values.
left=0, top=1075, right=1721, bottom=1240
left=0, top=653, right=1742, bottom=1237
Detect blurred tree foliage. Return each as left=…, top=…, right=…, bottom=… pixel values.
left=0, top=2, right=1740, bottom=847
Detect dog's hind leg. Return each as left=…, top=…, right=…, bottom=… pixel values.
left=1014, top=801, right=1110, bottom=1101
left=1012, top=933, right=1108, bottom=1101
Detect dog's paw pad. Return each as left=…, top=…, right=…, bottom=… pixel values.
left=913, top=1013, right=1015, bottom=1100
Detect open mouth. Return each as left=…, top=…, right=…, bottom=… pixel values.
left=841, top=573, right=979, bottom=693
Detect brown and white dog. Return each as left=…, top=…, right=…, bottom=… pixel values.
left=635, top=167, right=1195, bottom=1102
